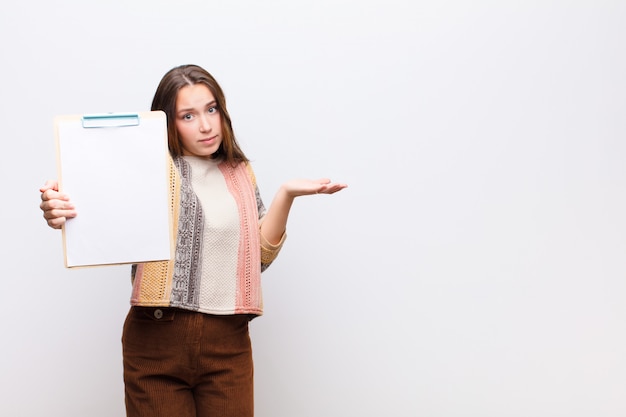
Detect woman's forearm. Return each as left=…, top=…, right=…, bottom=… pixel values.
left=260, top=185, right=294, bottom=245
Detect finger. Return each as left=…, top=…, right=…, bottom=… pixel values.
left=41, top=189, right=72, bottom=203
left=318, top=183, right=347, bottom=194
left=42, top=205, right=75, bottom=217
left=40, top=188, right=56, bottom=201
left=41, top=189, right=54, bottom=202
left=42, top=200, right=76, bottom=215
left=44, top=215, right=66, bottom=229
left=42, top=208, right=77, bottom=227
left=40, top=196, right=76, bottom=216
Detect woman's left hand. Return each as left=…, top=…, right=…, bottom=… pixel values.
left=282, top=178, right=348, bottom=197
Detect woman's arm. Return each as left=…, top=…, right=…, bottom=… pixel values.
left=260, top=178, right=347, bottom=245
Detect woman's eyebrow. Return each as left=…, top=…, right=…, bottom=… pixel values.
left=177, top=101, right=217, bottom=114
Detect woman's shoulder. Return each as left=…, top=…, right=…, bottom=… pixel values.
left=242, top=161, right=257, bottom=183
left=224, top=160, right=258, bottom=187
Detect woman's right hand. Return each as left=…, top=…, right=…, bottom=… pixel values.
left=39, top=180, right=77, bottom=229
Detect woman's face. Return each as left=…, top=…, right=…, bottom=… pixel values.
left=174, top=83, right=223, bottom=157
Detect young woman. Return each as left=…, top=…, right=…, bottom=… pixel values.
left=39, top=64, right=347, bottom=417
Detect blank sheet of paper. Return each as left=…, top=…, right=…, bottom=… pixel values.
left=55, top=111, right=173, bottom=268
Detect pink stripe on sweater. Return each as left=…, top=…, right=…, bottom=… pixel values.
left=219, top=162, right=262, bottom=313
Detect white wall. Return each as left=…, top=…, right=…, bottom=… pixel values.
left=2, top=1, right=626, bottom=416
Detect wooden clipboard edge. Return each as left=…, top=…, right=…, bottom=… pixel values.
left=53, top=110, right=174, bottom=269
left=53, top=114, right=74, bottom=268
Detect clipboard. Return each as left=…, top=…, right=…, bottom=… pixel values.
left=54, top=111, right=174, bottom=268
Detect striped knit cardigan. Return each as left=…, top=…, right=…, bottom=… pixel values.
left=129, top=156, right=284, bottom=316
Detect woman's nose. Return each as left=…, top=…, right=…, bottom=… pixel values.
left=199, top=115, right=212, bottom=133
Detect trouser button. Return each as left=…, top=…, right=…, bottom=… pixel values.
left=154, top=309, right=163, bottom=319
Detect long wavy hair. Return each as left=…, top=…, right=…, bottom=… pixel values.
left=151, top=64, right=248, bottom=164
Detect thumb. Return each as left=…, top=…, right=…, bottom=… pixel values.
left=39, top=179, right=59, bottom=193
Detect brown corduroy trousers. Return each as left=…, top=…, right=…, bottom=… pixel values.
left=122, top=307, right=254, bottom=417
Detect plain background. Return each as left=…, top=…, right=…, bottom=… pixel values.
left=2, top=1, right=626, bottom=416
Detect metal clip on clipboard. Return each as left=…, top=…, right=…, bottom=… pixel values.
left=81, top=113, right=141, bottom=128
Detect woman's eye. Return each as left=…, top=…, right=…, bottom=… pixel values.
left=183, top=114, right=193, bottom=120
left=208, top=106, right=218, bottom=114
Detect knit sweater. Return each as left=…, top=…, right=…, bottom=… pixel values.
left=130, top=155, right=285, bottom=316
